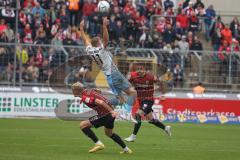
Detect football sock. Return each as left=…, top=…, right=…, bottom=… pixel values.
left=149, top=119, right=166, bottom=130
left=123, top=147, right=130, bottom=151
left=133, top=114, right=142, bottom=135
left=81, top=127, right=99, bottom=143
left=95, top=140, right=103, bottom=145
left=110, top=133, right=126, bottom=148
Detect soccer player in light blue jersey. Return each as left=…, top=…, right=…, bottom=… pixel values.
left=79, top=18, right=137, bottom=121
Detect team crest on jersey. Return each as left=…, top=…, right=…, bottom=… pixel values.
left=84, top=97, right=90, bottom=103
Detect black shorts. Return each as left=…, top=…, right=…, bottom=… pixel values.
left=139, top=100, right=154, bottom=115
left=89, top=113, right=115, bottom=129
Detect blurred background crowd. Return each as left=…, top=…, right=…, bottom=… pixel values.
left=0, top=0, right=239, bottom=87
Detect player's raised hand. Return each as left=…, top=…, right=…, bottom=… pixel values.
left=103, top=17, right=109, bottom=26
left=80, top=20, right=85, bottom=30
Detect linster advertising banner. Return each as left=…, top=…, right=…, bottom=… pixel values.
left=0, top=92, right=140, bottom=121
left=0, top=93, right=73, bottom=117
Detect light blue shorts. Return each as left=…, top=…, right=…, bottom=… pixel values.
left=106, top=70, right=131, bottom=96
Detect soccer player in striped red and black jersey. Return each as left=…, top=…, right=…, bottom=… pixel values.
left=71, top=82, right=132, bottom=154
left=124, top=65, right=172, bottom=142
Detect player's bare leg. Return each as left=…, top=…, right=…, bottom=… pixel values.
left=124, top=87, right=137, bottom=112
left=125, top=111, right=171, bottom=142
left=104, top=128, right=132, bottom=154
left=122, top=87, right=137, bottom=123
left=80, top=120, right=105, bottom=153
left=146, top=112, right=171, bottom=136
left=125, top=109, right=143, bottom=142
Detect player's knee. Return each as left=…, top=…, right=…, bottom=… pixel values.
left=79, top=121, right=85, bottom=129
left=80, top=121, right=90, bottom=130
left=125, top=87, right=137, bottom=96
left=135, top=114, right=142, bottom=124
left=145, top=113, right=153, bottom=121
left=131, top=88, right=137, bottom=96
left=148, top=119, right=157, bottom=124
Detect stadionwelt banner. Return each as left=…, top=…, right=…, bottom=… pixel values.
left=0, top=92, right=240, bottom=124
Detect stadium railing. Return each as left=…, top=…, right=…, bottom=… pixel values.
left=0, top=42, right=239, bottom=93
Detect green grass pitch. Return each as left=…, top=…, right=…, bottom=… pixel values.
left=0, top=118, right=240, bottom=160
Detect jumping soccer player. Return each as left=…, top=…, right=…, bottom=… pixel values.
left=71, top=82, right=132, bottom=154
left=125, top=65, right=172, bottom=142
left=79, top=18, right=137, bottom=117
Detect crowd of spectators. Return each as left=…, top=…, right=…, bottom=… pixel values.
left=0, top=0, right=239, bottom=86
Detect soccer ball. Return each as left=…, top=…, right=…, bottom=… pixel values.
left=98, top=0, right=110, bottom=13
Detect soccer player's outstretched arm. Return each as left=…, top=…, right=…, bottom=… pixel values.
left=102, top=17, right=109, bottom=48
left=80, top=20, right=91, bottom=47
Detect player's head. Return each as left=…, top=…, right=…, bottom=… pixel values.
left=136, top=65, right=146, bottom=77
left=71, top=82, right=84, bottom=97
left=91, top=36, right=102, bottom=47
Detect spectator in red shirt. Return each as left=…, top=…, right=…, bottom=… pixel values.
left=155, top=3, right=163, bottom=15
left=146, top=0, right=154, bottom=10
left=176, top=9, right=189, bottom=33
left=134, top=11, right=146, bottom=26
left=218, top=40, right=230, bottom=76
left=51, top=19, right=61, bottom=38
left=218, top=40, right=230, bottom=61
left=23, top=33, right=33, bottom=44
left=23, top=23, right=32, bottom=37
left=189, top=11, right=199, bottom=33
left=23, top=0, right=35, bottom=8
left=221, top=24, right=232, bottom=45
left=35, top=47, right=44, bottom=68
left=19, top=10, right=27, bottom=27
left=0, top=19, right=7, bottom=34
left=82, top=1, right=96, bottom=17
left=123, top=0, right=136, bottom=17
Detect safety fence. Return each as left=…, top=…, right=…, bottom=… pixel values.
left=0, top=42, right=240, bottom=92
